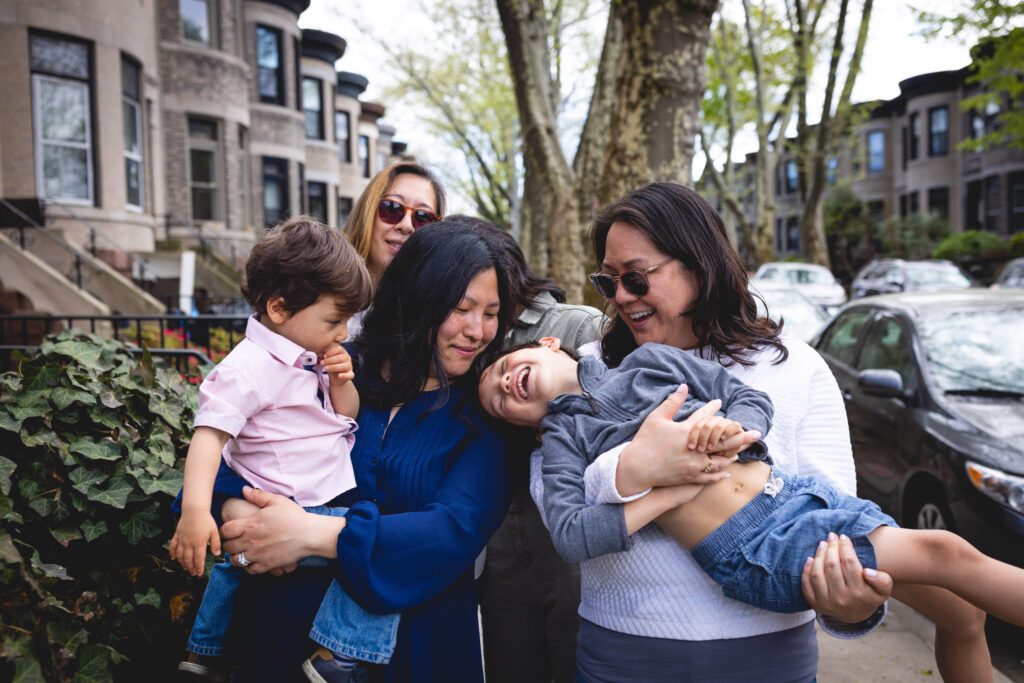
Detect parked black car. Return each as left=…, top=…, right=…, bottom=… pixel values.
left=850, top=258, right=972, bottom=299
left=812, top=290, right=1024, bottom=568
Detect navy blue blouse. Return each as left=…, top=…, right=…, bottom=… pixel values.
left=211, top=384, right=511, bottom=682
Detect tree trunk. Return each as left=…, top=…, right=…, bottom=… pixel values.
left=598, top=0, right=719, bottom=204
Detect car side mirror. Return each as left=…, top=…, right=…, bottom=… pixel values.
left=858, top=368, right=905, bottom=400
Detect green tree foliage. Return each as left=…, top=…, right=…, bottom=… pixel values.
left=823, top=184, right=876, bottom=282
left=916, top=1, right=1024, bottom=150
left=1009, top=233, right=1024, bottom=259
left=0, top=332, right=202, bottom=681
left=370, top=0, right=521, bottom=229
left=933, top=229, right=1008, bottom=282
left=879, top=212, right=952, bottom=261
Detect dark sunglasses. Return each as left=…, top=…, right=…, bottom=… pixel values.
left=377, top=199, right=440, bottom=230
left=588, top=257, right=674, bottom=299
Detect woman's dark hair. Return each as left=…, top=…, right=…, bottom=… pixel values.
left=591, top=182, right=786, bottom=368
left=242, top=215, right=373, bottom=319
left=445, top=215, right=565, bottom=329
left=351, top=221, right=512, bottom=410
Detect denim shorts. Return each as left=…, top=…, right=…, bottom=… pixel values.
left=690, top=472, right=897, bottom=613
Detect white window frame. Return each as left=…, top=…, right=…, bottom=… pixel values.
left=32, top=73, right=94, bottom=205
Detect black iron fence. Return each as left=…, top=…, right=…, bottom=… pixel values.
left=0, top=313, right=250, bottom=372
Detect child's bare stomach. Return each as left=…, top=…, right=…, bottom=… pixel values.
left=661, top=460, right=772, bottom=549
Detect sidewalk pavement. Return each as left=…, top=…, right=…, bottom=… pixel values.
left=817, top=600, right=1019, bottom=682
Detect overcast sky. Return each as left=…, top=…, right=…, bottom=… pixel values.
left=299, top=0, right=977, bottom=188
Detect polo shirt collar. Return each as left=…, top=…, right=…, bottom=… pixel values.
left=244, top=315, right=316, bottom=367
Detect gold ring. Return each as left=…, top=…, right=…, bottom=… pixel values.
left=703, top=457, right=714, bottom=473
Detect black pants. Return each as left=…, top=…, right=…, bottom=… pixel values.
left=477, top=489, right=581, bottom=683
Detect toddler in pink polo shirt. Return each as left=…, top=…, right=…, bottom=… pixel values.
left=169, top=217, right=395, bottom=683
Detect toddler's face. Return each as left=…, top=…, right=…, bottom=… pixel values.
left=272, top=293, right=351, bottom=358
left=479, top=346, right=574, bottom=428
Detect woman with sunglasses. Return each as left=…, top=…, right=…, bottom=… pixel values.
left=542, top=183, right=900, bottom=682
left=341, top=161, right=445, bottom=338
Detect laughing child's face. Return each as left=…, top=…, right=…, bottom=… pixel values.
left=478, top=340, right=582, bottom=428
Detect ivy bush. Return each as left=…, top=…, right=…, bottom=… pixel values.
left=0, top=330, right=203, bottom=681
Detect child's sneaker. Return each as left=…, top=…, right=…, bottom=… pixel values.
left=302, top=647, right=355, bottom=683
left=177, top=651, right=230, bottom=682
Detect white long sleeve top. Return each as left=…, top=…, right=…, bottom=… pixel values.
left=531, top=333, right=858, bottom=640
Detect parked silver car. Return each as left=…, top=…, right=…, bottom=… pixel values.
left=850, top=258, right=973, bottom=299
left=991, top=258, right=1024, bottom=290
left=752, top=262, right=847, bottom=313
left=750, top=281, right=830, bottom=343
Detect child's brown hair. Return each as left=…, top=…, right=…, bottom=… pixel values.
left=242, top=216, right=373, bottom=318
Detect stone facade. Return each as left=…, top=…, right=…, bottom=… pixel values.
left=1, top=0, right=406, bottom=313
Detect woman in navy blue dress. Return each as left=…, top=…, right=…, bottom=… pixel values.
left=214, top=222, right=514, bottom=682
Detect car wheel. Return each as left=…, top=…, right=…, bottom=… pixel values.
left=905, top=489, right=955, bottom=531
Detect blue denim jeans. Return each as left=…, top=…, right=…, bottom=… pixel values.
left=187, top=504, right=400, bottom=664
left=691, top=472, right=897, bottom=613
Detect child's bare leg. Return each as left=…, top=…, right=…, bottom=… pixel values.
left=893, top=583, right=991, bottom=683
left=869, top=526, right=1024, bottom=626
left=220, top=497, right=260, bottom=523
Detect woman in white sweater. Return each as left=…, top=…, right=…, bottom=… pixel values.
left=539, top=182, right=990, bottom=682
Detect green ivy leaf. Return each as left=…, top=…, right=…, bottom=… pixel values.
left=52, top=384, right=98, bottom=410
left=8, top=392, right=50, bottom=421
left=50, top=526, right=83, bottom=547
left=28, top=494, right=53, bottom=518
left=20, top=362, right=62, bottom=393
left=91, top=406, right=122, bottom=432
left=29, top=552, right=72, bottom=581
left=79, top=519, right=108, bottom=542
left=69, top=467, right=109, bottom=495
left=0, top=409, right=22, bottom=433
left=20, top=428, right=59, bottom=450
left=12, top=659, right=44, bottom=683
left=70, top=644, right=114, bottom=683
left=130, top=348, right=156, bottom=389
left=0, top=455, right=15, bottom=494
left=135, top=467, right=184, bottom=497
left=69, top=437, right=121, bottom=462
left=0, top=632, right=33, bottom=659
left=46, top=621, right=88, bottom=657
left=98, top=387, right=123, bottom=409
left=148, top=393, right=181, bottom=430
left=51, top=340, right=107, bottom=374
left=133, top=587, right=161, bottom=609
left=0, top=530, right=22, bottom=563
left=86, top=477, right=133, bottom=509
left=118, top=505, right=161, bottom=543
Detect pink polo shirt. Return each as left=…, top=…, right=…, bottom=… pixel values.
left=194, top=316, right=357, bottom=506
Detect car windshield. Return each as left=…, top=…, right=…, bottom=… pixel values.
left=905, top=264, right=970, bottom=288
left=920, top=307, right=1024, bottom=395
left=785, top=268, right=832, bottom=285
left=755, top=288, right=827, bottom=326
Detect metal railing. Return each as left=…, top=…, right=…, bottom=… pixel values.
left=0, top=313, right=250, bottom=364
left=0, top=197, right=106, bottom=291
left=45, top=200, right=156, bottom=283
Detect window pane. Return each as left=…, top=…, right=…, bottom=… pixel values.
left=867, top=131, right=884, bottom=173
left=256, top=27, right=279, bottom=68
left=39, top=79, right=88, bottom=143
left=335, top=112, right=350, bottom=162
left=264, top=179, right=283, bottom=224
left=259, top=67, right=278, bottom=100
left=125, top=158, right=141, bottom=207
left=180, top=0, right=210, bottom=44
left=30, top=34, right=89, bottom=79
left=123, top=100, right=140, bottom=154
left=192, top=187, right=215, bottom=220
left=188, top=118, right=217, bottom=140
left=122, top=58, right=140, bottom=100
left=303, top=78, right=321, bottom=111
left=42, top=145, right=89, bottom=199
left=191, top=149, right=214, bottom=183
left=359, top=135, right=369, bottom=177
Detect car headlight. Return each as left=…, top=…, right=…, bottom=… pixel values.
left=966, top=461, right=1024, bottom=513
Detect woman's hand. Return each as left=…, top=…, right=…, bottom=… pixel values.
left=615, top=386, right=757, bottom=496
left=220, top=487, right=346, bottom=576
left=801, top=532, right=893, bottom=623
